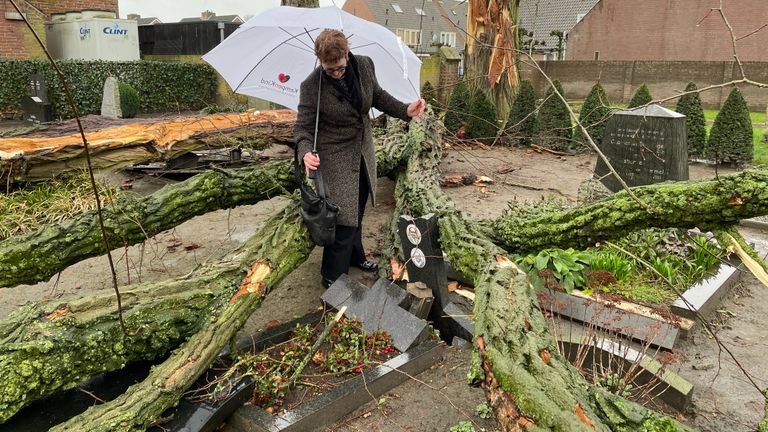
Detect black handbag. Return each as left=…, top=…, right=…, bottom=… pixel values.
left=295, top=71, right=338, bottom=246
left=295, top=148, right=339, bottom=246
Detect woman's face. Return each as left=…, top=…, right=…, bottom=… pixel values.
left=321, top=55, right=348, bottom=79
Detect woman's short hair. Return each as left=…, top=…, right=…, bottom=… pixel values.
left=314, top=29, right=349, bottom=64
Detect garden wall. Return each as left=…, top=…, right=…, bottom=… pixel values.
left=520, top=60, right=768, bottom=112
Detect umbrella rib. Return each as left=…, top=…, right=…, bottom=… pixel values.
left=233, top=28, right=321, bottom=93
left=280, top=26, right=316, bottom=52
left=349, top=41, right=420, bottom=97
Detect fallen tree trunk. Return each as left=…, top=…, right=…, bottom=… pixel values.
left=50, top=202, right=314, bottom=432
left=0, top=127, right=413, bottom=289
left=0, top=200, right=313, bottom=425
left=0, top=160, right=295, bottom=288
left=491, top=170, right=768, bottom=254
left=393, top=115, right=691, bottom=430
left=0, top=110, right=297, bottom=182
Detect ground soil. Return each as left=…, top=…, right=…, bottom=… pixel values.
left=0, top=142, right=765, bottom=432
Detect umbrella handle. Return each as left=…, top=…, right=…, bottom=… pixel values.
left=308, top=151, right=317, bottom=179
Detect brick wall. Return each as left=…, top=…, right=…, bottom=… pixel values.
left=520, top=60, right=768, bottom=111
left=568, top=0, right=768, bottom=62
left=0, top=0, right=118, bottom=59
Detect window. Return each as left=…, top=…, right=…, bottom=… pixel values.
left=391, top=3, right=403, bottom=13
left=396, top=28, right=422, bottom=48
left=439, top=31, right=456, bottom=47
left=415, top=7, right=426, bottom=16
left=594, top=51, right=600, bottom=61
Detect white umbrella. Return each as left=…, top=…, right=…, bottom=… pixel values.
left=202, top=5, right=421, bottom=113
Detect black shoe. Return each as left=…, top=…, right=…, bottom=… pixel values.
left=321, top=277, right=334, bottom=289
left=356, top=260, right=379, bottom=273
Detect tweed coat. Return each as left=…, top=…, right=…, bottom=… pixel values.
left=295, top=54, right=409, bottom=226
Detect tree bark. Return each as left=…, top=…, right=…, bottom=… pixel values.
left=0, top=201, right=313, bottom=425
left=491, top=171, right=768, bottom=254
left=0, top=129, right=413, bottom=289
left=0, top=111, right=296, bottom=182
left=465, top=0, right=520, bottom=118
left=391, top=114, right=691, bottom=431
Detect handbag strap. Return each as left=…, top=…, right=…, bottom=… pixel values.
left=294, top=69, right=331, bottom=199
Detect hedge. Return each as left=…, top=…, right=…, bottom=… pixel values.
left=0, top=60, right=217, bottom=119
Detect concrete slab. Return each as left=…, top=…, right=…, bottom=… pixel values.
left=671, top=259, right=742, bottom=320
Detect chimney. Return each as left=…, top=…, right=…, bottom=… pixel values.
left=201, top=10, right=216, bottom=20
left=127, top=13, right=140, bottom=20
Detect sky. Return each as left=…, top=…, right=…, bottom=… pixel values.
left=117, top=1, right=344, bottom=22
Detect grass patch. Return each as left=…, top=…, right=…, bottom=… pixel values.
left=704, top=109, right=766, bottom=125
left=0, top=172, right=115, bottom=240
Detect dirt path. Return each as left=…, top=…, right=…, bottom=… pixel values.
left=1, top=146, right=764, bottom=431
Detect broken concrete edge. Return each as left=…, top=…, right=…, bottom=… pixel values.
left=225, top=340, right=445, bottom=432
left=558, top=336, right=693, bottom=411
left=671, top=257, right=743, bottom=321
left=740, top=218, right=768, bottom=231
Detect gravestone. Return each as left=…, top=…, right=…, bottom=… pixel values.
left=594, top=104, right=688, bottom=192
left=20, top=74, right=52, bottom=123
left=321, top=275, right=428, bottom=352
left=100, top=76, right=122, bottom=118
left=397, top=214, right=450, bottom=313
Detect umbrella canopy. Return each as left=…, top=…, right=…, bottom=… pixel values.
left=202, top=6, right=421, bottom=113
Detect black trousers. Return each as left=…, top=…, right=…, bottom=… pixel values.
left=321, top=160, right=369, bottom=282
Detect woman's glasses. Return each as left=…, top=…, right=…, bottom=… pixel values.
left=323, top=65, right=347, bottom=75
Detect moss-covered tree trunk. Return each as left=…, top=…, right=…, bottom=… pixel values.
left=0, top=160, right=296, bottom=288
left=48, top=203, right=314, bottom=431
left=491, top=169, right=768, bottom=254
left=0, top=201, right=312, bottom=424
left=0, top=131, right=412, bottom=289
left=465, top=0, right=520, bottom=118
left=389, top=114, right=693, bottom=431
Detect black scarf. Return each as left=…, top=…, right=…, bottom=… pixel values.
left=325, top=53, right=363, bottom=113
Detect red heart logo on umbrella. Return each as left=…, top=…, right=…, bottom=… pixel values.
left=278, top=73, right=290, bottom=83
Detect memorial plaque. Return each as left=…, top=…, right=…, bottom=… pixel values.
left=397, top=214, right=450, bottom=312
left=21, top=74, right=52, bottom=123
left=594, top=104, right=688, bottom=192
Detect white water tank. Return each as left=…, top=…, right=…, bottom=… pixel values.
left=45, top=18, right=139, bottom=61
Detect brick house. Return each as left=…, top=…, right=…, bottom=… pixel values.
left=517, top=0, right=599, bottom=61
left=567, top=0, right=768, bottom=61
left=342, top=0, right=468, bottom=55
left=0, top=0, right=118, bottom=59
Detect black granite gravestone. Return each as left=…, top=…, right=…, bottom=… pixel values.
left=21, top=74, right=52, bottom=123
left=397, top=214, right=450, bottom=313
left=594, top=104, right=688, bottom=192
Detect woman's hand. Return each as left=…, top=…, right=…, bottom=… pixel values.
left=407, top=98, right=426, bottom=118
left=303, top=151, right=320, bottom=175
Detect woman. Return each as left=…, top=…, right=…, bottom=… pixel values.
left=295, top=29, right=425, bottom=288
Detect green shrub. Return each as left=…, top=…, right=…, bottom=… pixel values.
left=627, top=83, right=652, bottom=108
left=707, top=87, right=753, bottom=164
left=520, top=248, right=594, bottom=294
left=444, top=79, right=469, bottom=133
left=0, top=59, right=217, bottom=119
left=118, top=82, right=140, bottom=118
left=537, top=79, right=572, bottom=150
left=505, top=79, right=538, bottom=146
left=465, top=89, right=498, bottom=144
left=578, top=82, right=611, bottom=145
left=675, top=82, right=707, bottom=158
left=421, top=81, right=439, bottom=114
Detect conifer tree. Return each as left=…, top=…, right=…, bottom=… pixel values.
left=466, top=89, right=499, bottom=144
left=537, top=80, right=572, bottom=150
left=628, top=83, right=653, bottom=108
left=505, top=80, right=538, bottom=146
left=708, top=87, right=753, bottom=164
left=675, top=82, right=707, bottom=158
left=578, top=82, right=611, bottom=144
left=444, top=79, right=470, bottom=133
